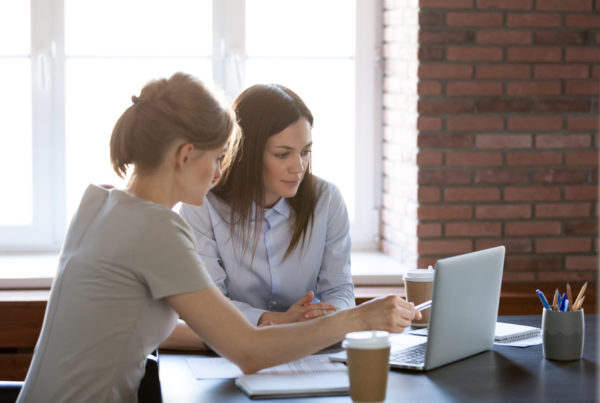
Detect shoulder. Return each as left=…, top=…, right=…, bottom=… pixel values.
left=314, top=176, right=344, bottom=205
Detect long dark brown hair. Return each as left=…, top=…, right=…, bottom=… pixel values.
left=212, top=84, right=317, bottom=259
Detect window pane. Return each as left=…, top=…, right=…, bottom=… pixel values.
left=65, top=59, right=212, bottom=218
left=246, top=0, right=355, bottom=57
left=245, top=59, right=355, bottom=217
left=0, top=59, right=32, bottom=224
left=0, top=1, right=29, bottom=55
left=65, top=0, right=212, bottom=57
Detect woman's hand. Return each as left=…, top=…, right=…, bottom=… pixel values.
left=355, top=295, right=422, bottom=333
left=258, top=291, right=337, bottom=326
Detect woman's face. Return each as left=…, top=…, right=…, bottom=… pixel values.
left=262, top=117, right=312, bottom=208
left=181, top=144, right=227, bottom=206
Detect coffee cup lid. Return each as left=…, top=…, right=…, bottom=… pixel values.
left=342, top=331, right=390, bottom=349
left=403, top=266, right=435, bottom=281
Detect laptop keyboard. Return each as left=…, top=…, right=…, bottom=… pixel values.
left=390, top=343, right=426, bottom=364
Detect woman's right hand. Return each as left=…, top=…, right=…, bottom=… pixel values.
left=258, top=291, right=337, bottom=326
left=355, top=295, right=422, bottom=333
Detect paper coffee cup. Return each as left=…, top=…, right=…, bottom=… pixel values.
left=342, top=331, right=390, bottom=403
left=404, top=267, right=434, bottom=328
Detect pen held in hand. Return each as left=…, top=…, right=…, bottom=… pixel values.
left=415, top=300, right=432, bottom=311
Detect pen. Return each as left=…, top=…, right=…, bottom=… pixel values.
left=566, top=283, right=573, bottom=311
left=415, top=300, right=432, bottom=311
left=557, top=291, right=563, bottom=309
left=558, top=294, right=567, bottom=312
left=562, top=299, right=569, bottom=312
left=552, top=289, right=559, bottom=311
left=536, top=289, right=551, bottom=310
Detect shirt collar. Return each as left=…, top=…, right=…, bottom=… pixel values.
left=265, top=197, right=291, bottom=220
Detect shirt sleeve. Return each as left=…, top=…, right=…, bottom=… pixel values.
left=315, top=182, right=356, bottom=310
left=134, top=212, right=215, bottom=300
left=179, top=202, right=268, bottom=325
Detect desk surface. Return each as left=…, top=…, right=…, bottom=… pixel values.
left=159, top=315, right=598, bottom=403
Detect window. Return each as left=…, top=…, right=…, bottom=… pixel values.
left=0, top=0, right=380, bottom=254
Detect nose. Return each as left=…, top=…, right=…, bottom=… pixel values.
left=213, top=164, right=223, bottom=183
left=290, top=154, right=305, bottom=174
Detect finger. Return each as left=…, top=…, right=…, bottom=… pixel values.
left=295, top=291, right=315, bottom=307
left=304, top=302, right=336, bottom=311
left=303, top=309, right=332, bottom=319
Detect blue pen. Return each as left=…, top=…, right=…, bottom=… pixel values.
left=557, top=292, right=563, bottom=308
left=559, top=292, right=568, bottom=311
left=536, top=289, right=551, bottom=310
left=562, top=299, right=569, bottom=312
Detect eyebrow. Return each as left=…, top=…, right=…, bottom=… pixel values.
left=274, top=142, right=313, bottom=151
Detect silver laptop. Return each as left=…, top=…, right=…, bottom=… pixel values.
left=390, top=246, right=505, bottom=371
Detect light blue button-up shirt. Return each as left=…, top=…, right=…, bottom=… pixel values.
left=180, top=177, right=355, bottom=324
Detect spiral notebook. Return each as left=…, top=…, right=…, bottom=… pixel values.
left=494, top=322, right=541, bottom=342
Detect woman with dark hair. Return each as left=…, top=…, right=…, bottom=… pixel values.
left=172, top=83, right=355, bottom=342
left=17, top=73, right=420, bottom=402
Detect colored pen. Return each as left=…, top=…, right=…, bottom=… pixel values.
left=573, top=281, right=588, bottom=309
left=559, top=295, right=567, bottom=312
left=557, top=291, right=563, bottom=309
left=562, top=299, right=569, bottom=312
left=415, top=300, right=432, bottom=311
left=536, top=289, right=551, bottom=310
left=566, top=283, right=574, bottom=311
left=573, top=296, right=585, bottom=311
left=552, top=289, right=559, bottom=311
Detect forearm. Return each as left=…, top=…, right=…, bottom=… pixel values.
left=159, top=320, right=208, bottom=351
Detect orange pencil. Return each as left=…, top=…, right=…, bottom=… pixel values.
left=566, top=283, right=573, bottom=311
left=552, top=289, right=559, bottom=311
left=573, top=281, right=588, bottom=309
left=573, top=296, right=586, bottom=311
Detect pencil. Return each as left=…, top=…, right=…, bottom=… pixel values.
left=552, top=289, right=559, bottom=311
left=573, top=281, right=588, bottom=309
left=566, top=283, right=573, bottom=311
left=573, top=295, right=586, bottom=311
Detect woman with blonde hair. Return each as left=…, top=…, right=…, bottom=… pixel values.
left=17, top=73, right=419, bottom=403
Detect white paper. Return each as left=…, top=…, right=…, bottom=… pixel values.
left=187, top=354, right=346, bottom=380
left=494, top=335, right=543, bottom=348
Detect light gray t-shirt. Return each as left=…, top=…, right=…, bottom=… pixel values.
left=17, top=185, right=214, bottom=403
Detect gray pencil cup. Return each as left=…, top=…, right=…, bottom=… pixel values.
left=542, top=309, right=584, bottom=361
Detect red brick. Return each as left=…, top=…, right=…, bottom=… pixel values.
left=505, top=221, right=561, bottom=236
left=534, top=64, right=590, bottom=79
left=418, top=205, right=473, bottom=220
left=536, top=238, right=592, bottom=253
left=418, top=170, right=472, bottom=185
left=565, top=185, right=599, bottom=201
left=593, top=65, right=600, bottom=78
left=507, top=47, right=562, bottom=62
left=476, top=238, right=533, bottom=253
left=447, top=116, right=504, bottom=131
left=535, top=31, right=590, bottom=45
left=565, top=80, right=600, bottom=95
left=565, top=14, right=600, bottom=27
left=536, top=202, right=592, bottom=217
left=477, top=0, right=532, bottom=9
left=418, top=223, right=442, bottom=237
left=533, top=169, right=589, bottom=184
left=419, top=46, right=444, bottom=62
left=477, top=30, right=532, bottom=45
left=418, top=187, right=441, bottom=202
left=475, top=204, right=532, bottom=219
left=476, top=134, right=532, bottom=148
left=477, top=98, right=533, bottom=113
left=566, top=48, right=600, bottom=62
left=446, top=81, right=503, bottom=96
left=536, top=134, right=591, bottom=148
left=504, top=186, right=561, bottom=201
left=536, top=0, right=592, bottom=11
left=474, top=169, right=530, bottom=184
left=419, top=30, right=473, bottom=44
left=503, top=272, right=536, bottom=282
left=446, top=151, right=502, bottom=166
left=564, top=220, right=599, bottom=235
left=447, top=46, right=503, bottom=61
left=419, top=11, right=445, bottom=27
left=417, top=257, right=438, bottom=267
left=566, top=151, right=599, bottom=166
left=418, top=240, right=473, bottom=255
left=446, top=221, right=502, bottom=236
left=507, top=13, right=562, bottom=27
left=417, top=117, right=443, bottom=131
left=417, top=151, right=443, bottom=166
left=475, top=64, right=531, bottom=79
left=538, top=271, right=595, bottom=282
left=418, top=99, right=475, bottom=114
left=506, top=151, right=562, bottom=166
left=568, top=116, right=600, bottom=131
left=505, top=255, right=563, bottom=270
left=444, top=187, right=501, bottom=201
left=419, top=0, right=474, bottom=8
left=566, top=256, right=598, bottom=271
left=535, top=98, right=591, bottom=113
left=446, top=12, right=503, bottom=27
left=508, top=116, right=563, bottom=131
left=506, top=81, right=562, bottom=96
left=419, top=64, right=473, bottom=79
left=418, top=80, right=442, bottom=96
left=419, top=134, right=473, bottom=148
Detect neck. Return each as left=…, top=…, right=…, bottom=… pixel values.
left=128, top=172, right=175, bottom=208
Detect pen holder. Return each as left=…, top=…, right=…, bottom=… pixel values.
left=542, top=309, right=584, bottom=361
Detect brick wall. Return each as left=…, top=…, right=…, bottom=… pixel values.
left=381, top=0, right=599, bottom=284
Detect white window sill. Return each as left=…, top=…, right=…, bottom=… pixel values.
left=0, top=251, right=406, bottom=289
